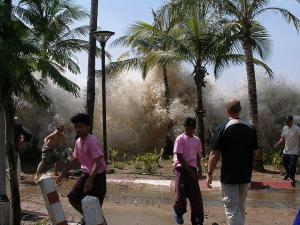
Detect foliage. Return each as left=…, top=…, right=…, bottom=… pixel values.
left=109, top=149, right=127, bottom=169
left=133, top=149, right=163, bottom=174
left=271, top=152, right=282, bottom=171
left=201, top=157, right=208, bottom=174
left=34, top=219, right=48, bottom=225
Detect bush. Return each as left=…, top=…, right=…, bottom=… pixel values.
left=133, top=149, right=163, bottom=174
left=272, top=152, right=282, bottom=171
left=201, top=157, right=208, bottom=174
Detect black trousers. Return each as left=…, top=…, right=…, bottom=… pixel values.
left=282, top=154, right=298, bottom=180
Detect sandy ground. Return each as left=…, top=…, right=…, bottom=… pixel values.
left=18, top=172, right=300, bottom=225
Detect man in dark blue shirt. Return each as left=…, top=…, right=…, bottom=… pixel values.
left=206, top=99, right=259, bottom=225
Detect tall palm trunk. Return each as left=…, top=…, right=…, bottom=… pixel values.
left=243, top=36, right=265, bottom=171
left=162, top=66, right=174, bottom=158
left=5, top=101, right=21, bottom=225
left=243, top=39, right=259, bottom=129
left=194, top=65, right=206, bottom=157
left=86, top=0, right=99, bottom=132
left=0, top=106, right=6, bottom=197
left=162, top=66, right=170, bottom=114
left=3, top=1, right=22, bottom=223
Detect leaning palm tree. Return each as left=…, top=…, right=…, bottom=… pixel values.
left=109, top=11, right=181, bottom=156
left=1, top=0, right=90, bottom=223
left=151, top=2, right=273, bottom=154
left=17, top=0, right=89, bottom=92
left=0, top=2, right=49, bottom=222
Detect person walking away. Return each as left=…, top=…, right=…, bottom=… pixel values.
left=206, top=99, right=259, bottom=225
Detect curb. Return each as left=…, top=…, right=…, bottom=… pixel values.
left=107, top=178, right=298, bottom=190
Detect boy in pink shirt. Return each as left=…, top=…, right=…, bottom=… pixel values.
left=173, top=117, right=204, bottom=225
left=57, top=113, right=106, bottom=224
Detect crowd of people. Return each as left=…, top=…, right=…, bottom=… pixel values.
left=13, top=98, right=299, bottom=225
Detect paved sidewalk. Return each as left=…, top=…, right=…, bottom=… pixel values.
left=107, top=178, right=298, bottom=190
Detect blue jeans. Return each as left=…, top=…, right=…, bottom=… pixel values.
left=282, top=154, right=298, bottom=180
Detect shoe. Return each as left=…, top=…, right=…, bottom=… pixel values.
left=192, top=217, right=203, bottom=225
left=77, top=217, right=86, bottom=225
left=173, top=210, right=184, bottom=224
left=289, top=178, right=296, bottom=187
left=283, top=174, right=289, bottom=180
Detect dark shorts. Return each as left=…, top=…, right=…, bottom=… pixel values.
left=41, top=145, right=62, bottom=162
left=68, top=172, right=107, bottom=206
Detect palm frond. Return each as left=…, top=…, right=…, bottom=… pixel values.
left=105, top=57, right=143, bottom=76
left=250, top=21, right=272, bottom=59
left=255, top=7, right=300, bottom=32
left=36, top=59, right=80, bottom=96
left=213, top=54, right=273, bottom=79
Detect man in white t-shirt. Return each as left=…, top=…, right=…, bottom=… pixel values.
left=275, top=116, right=300, bottom=182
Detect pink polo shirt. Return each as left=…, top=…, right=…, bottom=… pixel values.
left=73, top=134, right=106, bottom=175
left=173, top=133, right=202, bottom=169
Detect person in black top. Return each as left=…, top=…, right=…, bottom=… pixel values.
left=206, top=99, right=259, bottom=225
left=14, top=120, right=32, bottom=179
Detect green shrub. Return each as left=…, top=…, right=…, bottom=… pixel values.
left=133, top=150, right=163, bottom=174
left=35, top=219, right=48, bottom=225
left=201, top=157, right=208, bottom=174
left=109, top=149, right=119, bottom=168
left=272, top=152, right=282, bottom=171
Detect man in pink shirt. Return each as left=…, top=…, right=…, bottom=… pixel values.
left=173, top=117, right=204, bottom=225
left=57, top=113, right=106, bottom=224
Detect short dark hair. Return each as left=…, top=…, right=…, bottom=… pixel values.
left=56, top=124, right=64, bottom=131
left=184, top=117, right=196, bottom=129
left=226, top=99, right=241, bottom=114
left=286, top=115, right=293, bottom=122
left=71, top=113, right=91, bottom=126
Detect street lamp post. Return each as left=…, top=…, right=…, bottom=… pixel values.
left=92, top=31, right=115, bottom=163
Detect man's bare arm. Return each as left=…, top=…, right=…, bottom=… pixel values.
left=207, top=150, right=220, bottom=175
left=274, top=137, right=285, bottom=149
left=56, top=158, right=78, bottom=183
left=44, top=132, right=55, bottom=144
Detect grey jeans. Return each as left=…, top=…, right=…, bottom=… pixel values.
left=221, top=183, right=250, bottom=225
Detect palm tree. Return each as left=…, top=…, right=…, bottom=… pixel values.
left=0, top=1, right=37, bottom=223
left=211, top=0, right=300, bottom=170
left=151, top=1, right=273, bottom=155
left=1, top=0, right=90, bottom=223
left=109, top=11, right=181, bottom=157
left=86, top=0, right=99, bottom=132
left=216, top=0, right=300, bottom=126
left=17, top=0, right=89, bottom=93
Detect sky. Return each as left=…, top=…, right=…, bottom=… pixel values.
left=71, top=0, right=300, bottom=93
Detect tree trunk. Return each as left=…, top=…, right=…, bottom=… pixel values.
left=243, top=37, right=265, bottom=172
left=163, top=66, right=170, bottom=114
left=0, top=105, right=6, bottom=197
left=194, top=65, right=206, bottom=157
left=0, top=104, right=10, bottom=225
left=86, top=0, right=99, bottom=132
left=5, top=101, right=21, bottom=225
left=243, top=40, right=259, bottom=129
left=2, top=1, right=22, bottom=223
left=162, top=66, right=174, bottom=159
